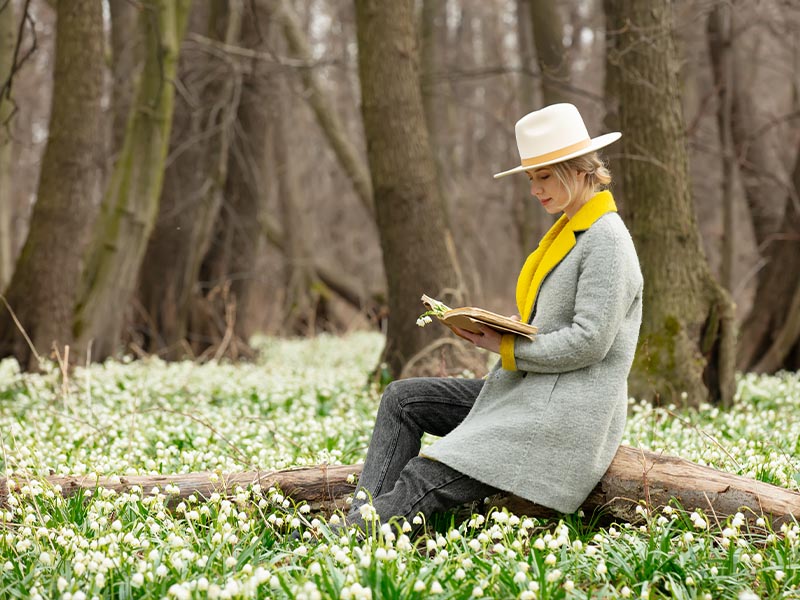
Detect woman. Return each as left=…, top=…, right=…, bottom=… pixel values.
left=346, top=103, right=643, bottom=532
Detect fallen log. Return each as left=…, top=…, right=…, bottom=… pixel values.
left=2, top=446, right=799, bottom=526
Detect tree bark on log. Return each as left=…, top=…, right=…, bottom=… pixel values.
left=3, top=446, right=799, bottom=527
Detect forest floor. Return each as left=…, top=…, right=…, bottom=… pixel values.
left=0, top=332, right=798, bottom=599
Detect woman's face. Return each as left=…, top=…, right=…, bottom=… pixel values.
left=526, top=167, right=585, bottom=218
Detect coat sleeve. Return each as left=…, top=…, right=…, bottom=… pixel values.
left=500, top=224, right=641, bottom=373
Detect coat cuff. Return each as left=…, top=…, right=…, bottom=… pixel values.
left=500, top=334, right=517, bottom=371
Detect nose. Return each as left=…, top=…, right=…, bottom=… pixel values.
left=530, top=180, right=540, bottom=196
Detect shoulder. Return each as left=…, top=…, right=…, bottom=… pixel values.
left=580, top=212, right=633, bottom=249
left=580, top=213, right=642, bottom=277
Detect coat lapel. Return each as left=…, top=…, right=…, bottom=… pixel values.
left=516, top=190, right=618, bottom=321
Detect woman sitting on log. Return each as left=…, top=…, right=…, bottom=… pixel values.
left=346, top=103, right=644, bottom=533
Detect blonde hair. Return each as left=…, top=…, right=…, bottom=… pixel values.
left=546, top=152, right=612, bottom=206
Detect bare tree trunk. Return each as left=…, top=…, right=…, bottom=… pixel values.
left=136, top=0, right=242, bottom=358
left=513, top=0, right=545, bottom=259
left=606, top=0, right=736, bottom=407
left=420, top=0, right=447, bottom=172
left=0, top=0, right=16, bottom=290
left=529, top=0, right=571, bottom=105
left=73, top=1, right=192, bottom=362
left=730, top=3, right=800, bottom=372
left=355, top=0, right=477, bottom=379
left=744, top=141, right=800, bottom=372
left=108, top=0, right=142, bottom=162
left=269, top=52, right=325, bottom=334
left=6, top=446, right=799, bottom=527
left=707, top=4, right=737, bottom=292
left=273, top=0, right=374, bottom=217
left=191, top=8, right=268, bottom=359
left=0, top=0, right=105, bottom=369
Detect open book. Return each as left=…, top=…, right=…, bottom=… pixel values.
left=419, top=294, right=538, bottom=340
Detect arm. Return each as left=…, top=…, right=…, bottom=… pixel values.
left=501, top=226, right=641, bottom=373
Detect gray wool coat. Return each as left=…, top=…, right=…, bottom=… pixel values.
left=422, top=201, right=643, bottom=514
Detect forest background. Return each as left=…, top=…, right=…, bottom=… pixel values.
left=0, top=0, right=798, bottom=408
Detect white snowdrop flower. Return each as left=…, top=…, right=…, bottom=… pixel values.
left=329, top=514, right=341, bottom=525
left=596, top=561, right=607, bottom=576
left=775, top=570, right=785, bottom=581
left=430, top=581, right=443, bottom=594
left=563, top=580, right=574, bottom=592
left=662, top=506, right=673, bottom=515
left=355, top=490, right=367, bottom=501
left=620, top=586, right=631, bottom=598
left=721, top=527, right=736, bottom=538
left=57, top=577, right=68, bottom=592
left=492, top=512, right=508, bottom=524
left=413, top=581, right=425, bottom=592
left=168, top=583, right=190, bottom=600
left=291, top=518, right=301, bottom=529
left=346, top=474, right=356, bottom=484
left=299, top=504, right=311, bottom=514
left=471, top=586, right=484, bottom=597
left=572, top=540, right=583, bottom=551
left=95, top=572, right=105, bottom=587
left=156, top=564, right=168, bottom=577
left=477, top=533, right=489, bottom=544
left=225, top=556, right=237, bottom=568
left=401, top=520, right=412, bottom=533
left=131, top=572, right=144, bottom=587
left=462, top=558, right=474, bottom=569
left=454, top=568, right=466, bottom=580
left=521, top=518, right=534, bottom=530
left=738, top=591, right=759, bottom=600
left=492, top=543, right=504, bottom=554
left=309, top=562, right=322, bottom=576
left=374, top=548, right=387, bottom=561
left=756, top=517, right=766, bottom=527
left=73, top=593, right=87, bottom=600
left=514, top=571, right=526, bottom=584
left=545, top=569, right=561, bottom=583
left=509, top=515, right=520, bottom=527
left=544, top=553, right=556, bottom=566
left=359, top=555, right=371, bottom=568
left=685, top=576, right=695, bottom=586
left=533, top=538, right=545, bottom=551
left=710, top=566, right=718, bottom=576
left=520, top=592, right=536, bottom=600
left=751, top=552, right=763, bottom=564
left=468, top=539, right=481, bottom=551
left=39, top=551, right=52, bottom=566
left=412, top=515, right=423, bottom=525
left=358, top=503, right=377, bottom=522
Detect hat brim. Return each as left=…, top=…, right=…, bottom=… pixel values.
left=493, top=132, right=622, bottom=179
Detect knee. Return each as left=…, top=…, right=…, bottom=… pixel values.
left=379, top=379, right=413, bottom=414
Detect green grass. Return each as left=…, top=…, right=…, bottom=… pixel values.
left=0, top=333, right=798, bottom=599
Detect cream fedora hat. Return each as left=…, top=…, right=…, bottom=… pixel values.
left=493, top=103, right=621, bottom=179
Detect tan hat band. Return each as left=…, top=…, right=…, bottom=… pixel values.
left=520, top=138, right=591, bottom=167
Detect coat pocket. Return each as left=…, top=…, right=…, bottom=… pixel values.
left=523, top=372, right=559, bottom=413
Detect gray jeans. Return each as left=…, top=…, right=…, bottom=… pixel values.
left=347, top=377, right=500, bottom=531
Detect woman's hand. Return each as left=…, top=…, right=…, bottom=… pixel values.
left=451, top=324, right=503, bottom=354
